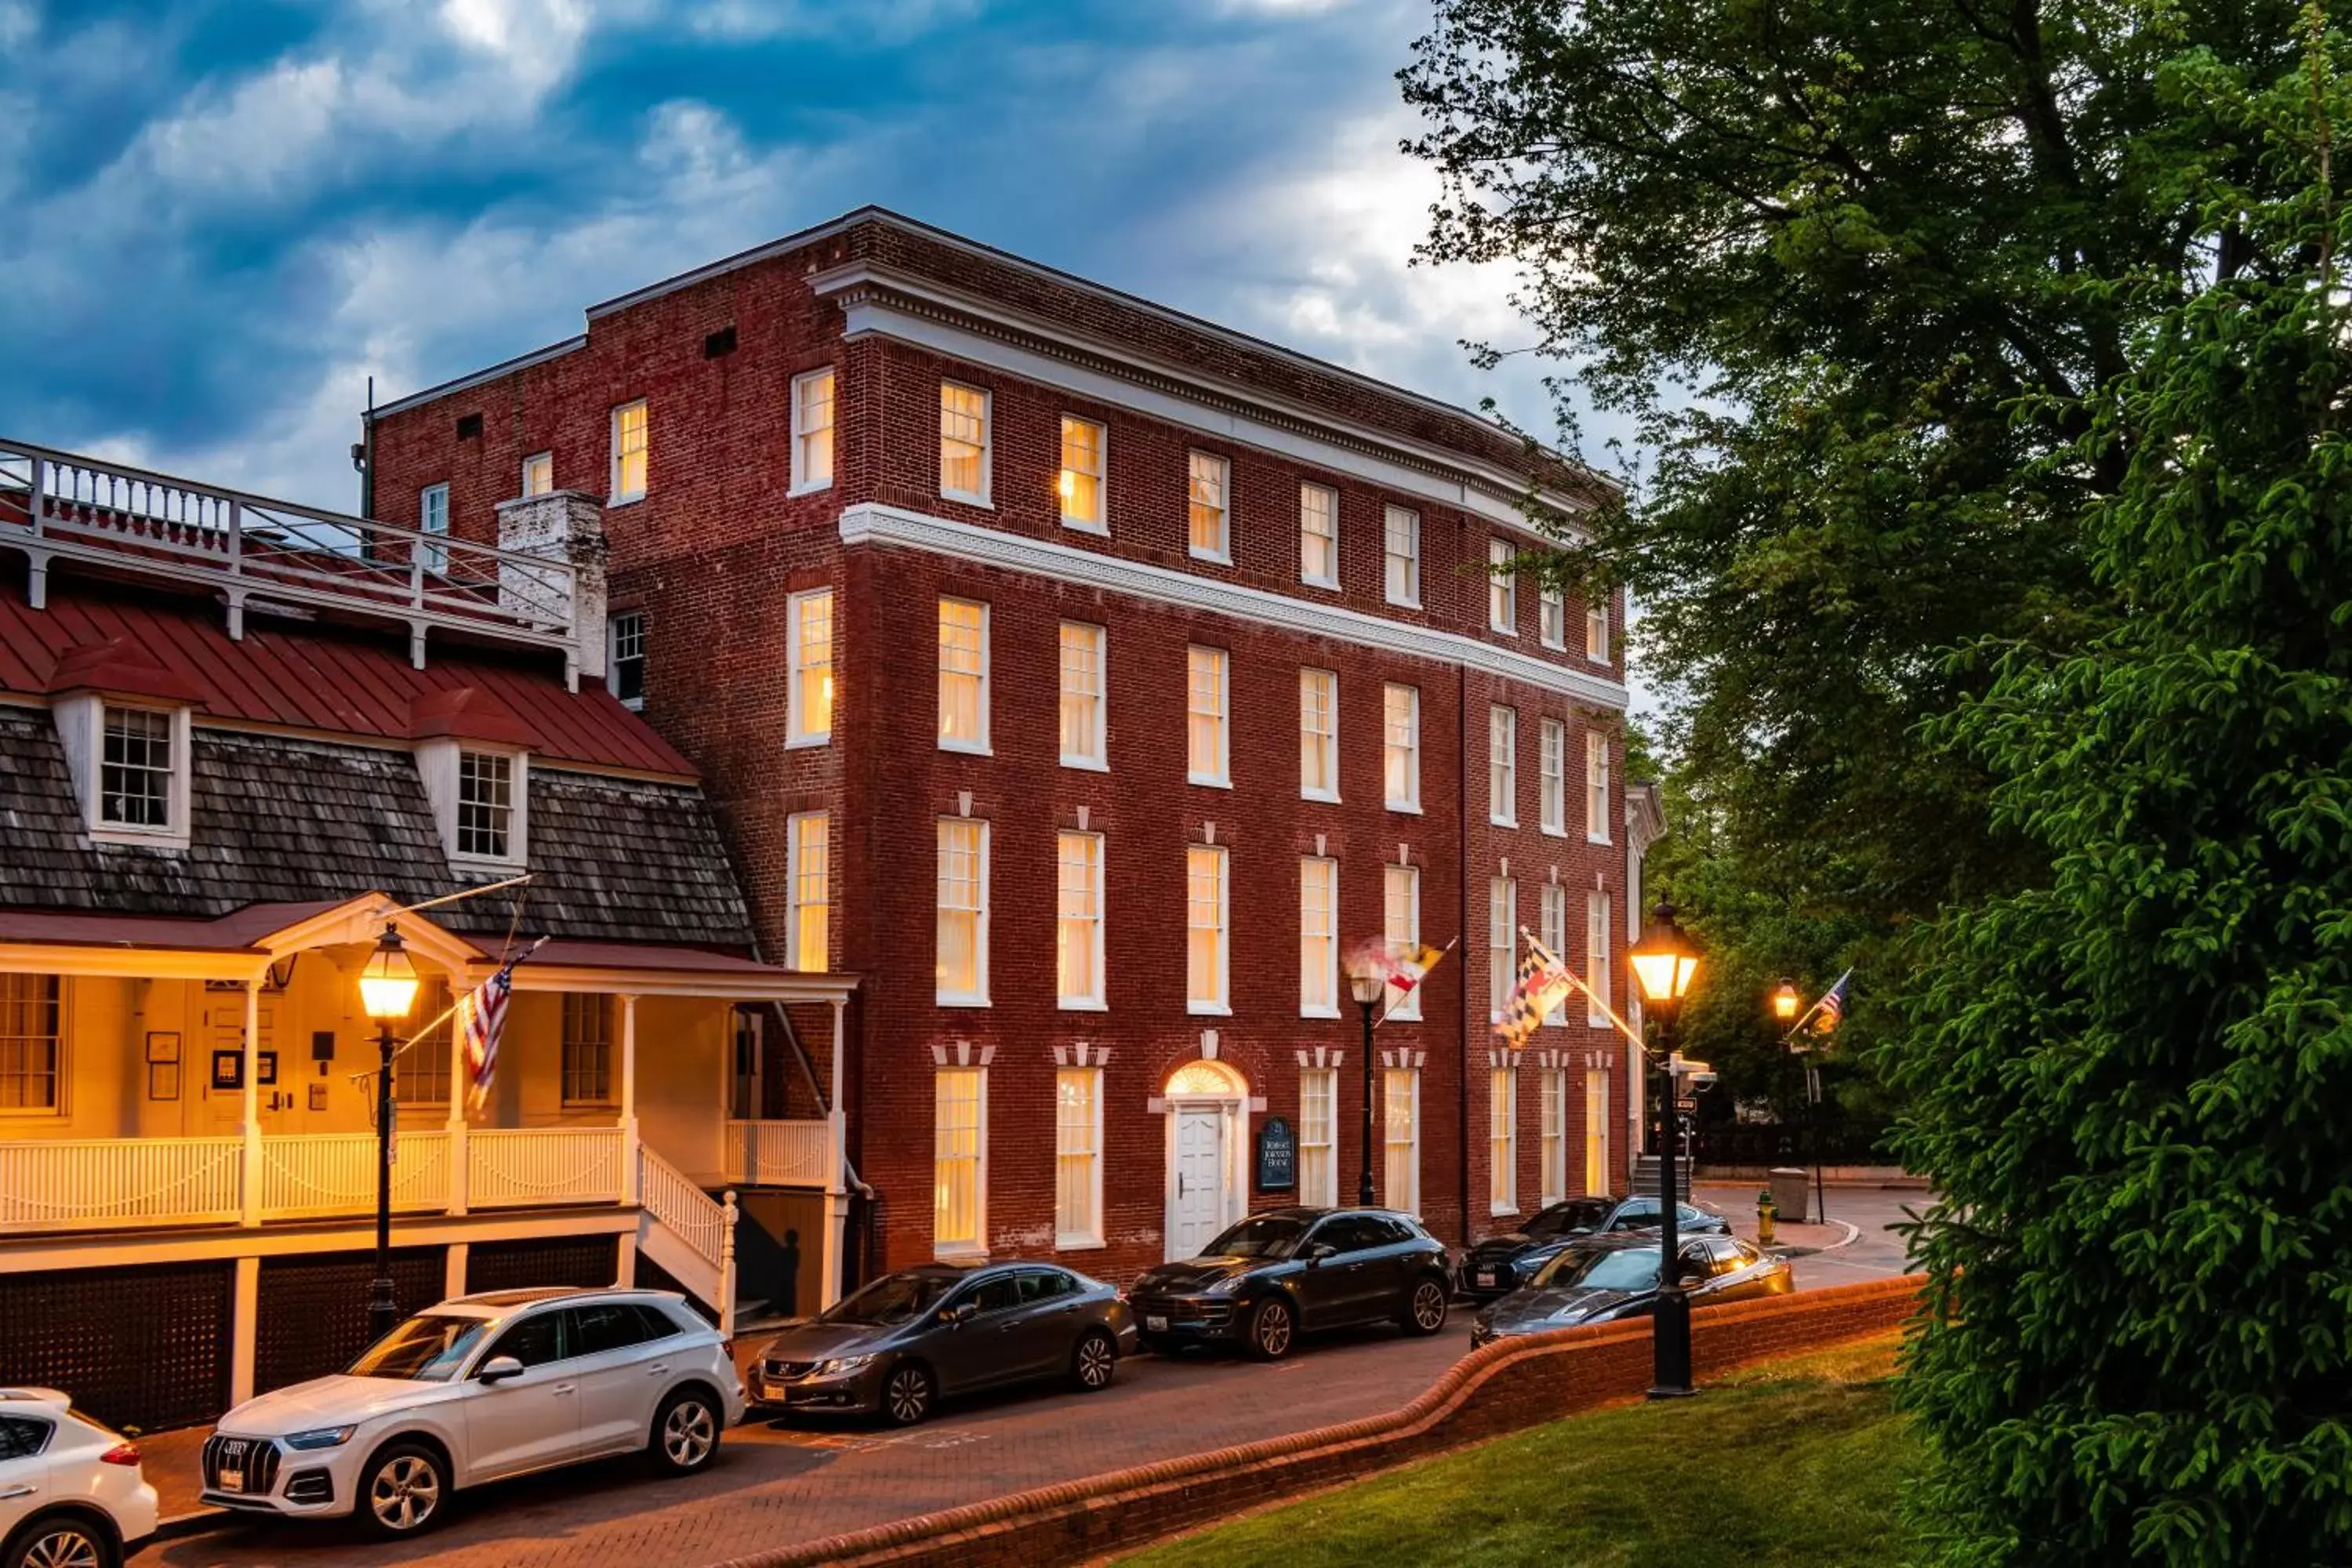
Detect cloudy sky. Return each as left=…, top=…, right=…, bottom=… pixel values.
left=0, top=0, right=1617, bottom=517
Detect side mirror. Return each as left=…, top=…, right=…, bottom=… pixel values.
left=477, top=1355, right=525, bottom=1385
left=940, top=1302, right=977, bottom=1326
left=1679, top=1269, right=1707, bottom=1289
left=1305, top=1243, right=1338, bottom=1265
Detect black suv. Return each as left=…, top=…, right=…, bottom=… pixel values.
left=1459, top=1195, right=1730, bottom=1301
left=1126, top=1207, right=1453, bottom=1360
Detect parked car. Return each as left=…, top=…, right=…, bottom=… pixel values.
left=1468, top=1232, right=1793, bottom=1348
left=1458, top=1195, right=1731, bottom=1301
left=0, top=1388, right=157, bottom=1568
left=750, top=1261, right=1137, bottom=1426
left=1126, top=1207, right=1453, bottom=1361
left=199, top=1287, right=743, bottom=1538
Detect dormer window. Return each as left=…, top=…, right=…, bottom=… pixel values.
left=457, top=750, right=516, bottom=860
left=101, top=706, right=175, bottom=828
left=413, top=721, right=531, bottom=872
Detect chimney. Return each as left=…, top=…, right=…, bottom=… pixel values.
left=495, top=491, right=609, bottom=689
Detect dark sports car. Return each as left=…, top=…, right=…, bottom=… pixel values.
left=1125, top=1207, right=1453, bottom=1361
left=1468, top=1232, right=1793, bottom=1348
left=1458, top=1195, right=1730, bottom=1301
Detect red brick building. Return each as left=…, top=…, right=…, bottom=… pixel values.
left=365, top=208, right=1656, bottom=1280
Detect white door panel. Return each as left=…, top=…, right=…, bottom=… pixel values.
left=1170, top=1106, right=1227, bottom=1261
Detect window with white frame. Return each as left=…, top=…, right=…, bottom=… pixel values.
left=405, top=978, right=454, bottom=1104
left=1057, top=831, right=1105, bottom=1009
left=1060, top=416, right=1105, bottom=530
left=789, top=811, right=829, bottom=973
left=1299, top=856, right=1338, bottom=1017
left=1541, top=1069, right=1567, bottom=1204
left=100, top=707, right=175, bottom=829
left=0, top=975, right=61, bottom=1113
left=935, top=1066, right=985, bottom=1255
left=792, top=368, right=836, bottom=494
left=456, top=750, right=517, bottom=862
left=1383, top=683, right=1420, bottom=811
left=521, top=451, right=554, bottom=498
left=1384, top=505, right=1420, bottom=606
left=1185, top=646, right=1229, bottom=786
left=937, top=818, right=990, bottom=1005
left=1488, top=539, right=1517, bottom=633
left=1587, top=597, right=1611, bottom=662
left=1585, top=1066, right=1612, bottom=1194
left=1490, top=1067, right=1518, bottom=1214
left=1299, top=481, right=1338, bottom=587
left=1539, top=718, right=1566, bottom=834
left=1587, top=890, right=1613, bottom=1026
left=1540, top=583, right=1566, bottom=648
left=419, top=482, right=449, bottom=575
left=938, top=597, right=989, bottom=753
left=1058, top=621, right=1107, bottom=768
left=610, top=400, right=648, bottom=502
left=1187, top=452, right=1229, bottom=561
left=1489, top=876, right=1517, bottom=1020
left=1383, top=1067, right=1420, bottom=1215
left=939, top=382, right=990, bottom=503
left=1055, top=1066, right=1102, bottom=1247
left=1298, top=1067, right=1337, bottom=1207
left=1187, top=844, right=1229, bottom=1013
left=1541, top=883, right=1570, bottom=1026
left=561, top=993, right=612, bottom=1105
left=1299, top=668, right=1338, bottom=801
left=1585, top=729, right=1612, bottom=841
left=1383, top=863, right=1421, bottom=1020
left=1489, top=706, right=1517, bottom=826
left=608, top=611, right=646, bottom=709
left=789, top=589, right=834, bottom=746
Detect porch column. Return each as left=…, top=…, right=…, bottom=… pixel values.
left=446, top=978, right=470, bottom=1216
left=239, top=977, right=262, bottom=1227
left=619, top=994, right=640, bottom=1205
left=230, top=1255, right=260, bottom=1404
left=822, top=996, right=849, bottom=1308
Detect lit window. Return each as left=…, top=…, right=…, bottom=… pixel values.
left=521, top=452, right=554, bottom=498
left=561, top=993, right=612, bottom=1105
left=1383, top=1068, right=1420, bottom=1216
left=1489, top=706, right=1517, bottom=826
left=419, top=482, right=449, bottom=576
left=1586, top=890, right=1613, bottom=1026
left=792, top=368, right=836, bottom=494
left=0, top=975, right=61, bottom=1113
left=1299, top=668, right=1338, bottom=801
left=1490, top=1068, right=1518, bottom=1214
left=1057, top=831, right=1105, bottom=1009
left=405, top=979, right=454, bottom=1104
left=1587, top=597, right=1611, bottom=663
left=610, top=400, right=648, bottom=502
left=1489, top=876, right=1516, bottom=1021
left=1186, top=646, right=1229, bottom=786
left=1384, top=505, right=1420, bottom=606
left=100, top=707, right=173, bottom=829
left=939, top=382, right=990, bottom=503
left=1383, top=863, right=1421, bottom=1021
left=1055, top=1066, right=1102, bottom=1247
left=789, top=589, right=834, bottom=746
left=1298, top=1067, right=1337, bottom=1208
left=1585, top=729, right=1612, bottom=841
left=1541, top=884, right=1569, bottom=1025
left=1299, top=482, right=1338, bottom=587
left=936, top=818, right=990, bottom=1005
left=789, top=812, right=829, bottom=972
left=1540, top=583, right=1566, bottom=648
left=1541, top=1069, right=1567, bottom=1205
left=456, top=750, right=516, bottom=862
left=934, top=1066, right=985, bottom=1255
left=1489, top=539, right=1517, bottom=633
left=938, top=597, right=990, bottom=753
left=1300, top=856, right=1338, bottom=1017
left=1539, top=718, right=1566, bottom=834
left=1585, top=1067, right=1612, bottom=1194
left=1188, top=452, right=1229, bottom=561
left=1059, top=622, right=1106, bottom=769
left=608, top=611, right=646, bottom=709
left=1187, top=844, right=1229, bottom=1013
left=1060, top=416, right=1105, bottom=530
left=1383, top=683, right=1420, bottom=811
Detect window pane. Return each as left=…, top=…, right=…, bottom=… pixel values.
left=1489, top=878, right=1515, bottom=1018
left=1059, top=622, right=1104, bottom=765
left=1541, top=585, right=1565, bottom=647
left=1187, top=845, right=1227, bottom=1009
left=1186, top=647, right=1227, bottom=783
left=937, top=819, right=988, bottom=1001
left=1587, top=891, right=1612, bottom=1024
left=935, top=1068, right=983, bottom=1250
left=1383, top=864, right=1421, bottom=1019
left=1489, top=539, right=1515, bottom=631
left=1055, top=1067, right=1098, bottom=1242
left=521, top=452, right=553, bottom=498
left=1384, top=506, right=1419, bottom=604
left=1586, top=730, right=1610, bottom=838
left=1188, top=452, right=1229, bottom=557
left=1588, top=599, right=1610, bottom=661
left=941, top=383, right=988, bottom=498
left=1489, top=707, right=1515, bottom=823
left=1541, top=719, right=1565, bottom=833
left=1300, top=858, right=1336, bottom=1012
left=1060, top=417, right=1104, bottom=526
left=1299, top=669, right=1337, bottom=798
left=791, top=813, right=829, bottom=972
left=561, top=993, right=612, bottom=1105
left=938, top=598, right=988, bottom=750
left=1490, top=1069, right=1515, bottom=1210
left=1383, top=684, right=1418, bottom=808
left=796, top=369, right=836, bottom=488
left=1299, top=1068, right=1334, bottom=1207
left=792, top=590, right=834, bottom=742
left=1057, top=832, right=1102, bottom=1004
left=613, top=401, right=648, bottom=497
left=0, top=975, right=61, bottom=1110
left=456, top=750, right=513, bottom=860
left=1383, top=1069, right=1417, bottom=1214
left=1542, top=1070, right=1566, bottom=1204
left=100, top=707, right=172, bottom=827
left=1299, top=482, right=1338, bottom=584
left=1542, top=884, right=1569, bottom=1025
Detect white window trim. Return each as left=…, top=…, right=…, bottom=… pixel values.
left=1299, top=1066, right=1338, bottom=1209
left=1384, top=1067, right=1422, bottom=1218
left=786, top=587, right=834, bottom=748
left=1300, top=667, right=1340, bottom=804
left=1489, top=876, right=1517, bottom=1023
left=606, top=609, right=646, bottom=712
left=608, top=399, right=648, bottom=504
left=1541, top=883, right=1570, bottom=1027
left=786, top=811, right=829, bottom=974
left=1186, top=645, right=1231, bottom=789
left=1586, top=729, right=1613, bottom=844
left=789, top=367, right=836, bottom=497
left=1384, top=683, right=1421, bottom=814
left=1299, top=481, right=1340, bottom=590
left=1384, top=504, right=1421, bottom=608
left=1539, top=584, right=1566, bottom=651
left=1058, top=621, right=1109, bottom=771
left=1490, top=1067, right=1519, bottom=1216
left=1060, top=415, right=1108, bottom=535
left=936, top=818, right=992, bottom=1007
left=1187, top=843, right=1231, bottom=1016
left=1541, top=1068, right=1568, bottom=1206
left=1587, top=889, right=1613, bottom=1029
left=521, top=452, right=554, bottom=499
left=938, top=597, right=993, bottom=756
left=1539, top=717, right=1566, bottom=837
left=1384, top=862, right=1423, bottom=1022
left=1489, top=539, right=1518, bottom=635
left=1588, top=599, right=1612, bottom=665
left=1299, top=855, right=1340, bottom=1019
left=934, top=1065, right=989, bottom=1259
left=416, top=737, right=529, bottom=873
left=1489, top=706, right=1518, bottom=828
left=1057, top=829, right=1107, bottom=1011
left=939, top=380, right=993, bottom=507
left=55, top=696, right=194, bottom=851
left=1187, top=450, right=1232, bottom=564
left=1054, top=1065, right=1105, bottom=1250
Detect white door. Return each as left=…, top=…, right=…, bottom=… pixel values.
left=1169, top=1105, right=1227, bottom=1260
left=569, top=1304, right=667, bottom=1457
left=462, top=1312, right=581, bottom=1480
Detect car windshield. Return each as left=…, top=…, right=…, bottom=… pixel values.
left=1527, top=1199, right=1614, bottom=1238
left=347, top=1313, right=491, bottom=1383
left=1203, top=1214, right=1312, bottom=1259
left=1535, top=1247, right=1662, bottom=1293
left=821, top=1272, right=961, bottom=1326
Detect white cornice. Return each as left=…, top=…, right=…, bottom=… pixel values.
left=811, top=262, right=1595, bottom=541
left=839, top=503, right=1628, bottom=710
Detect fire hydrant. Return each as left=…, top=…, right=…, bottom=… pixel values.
left=1756, top=1189, right=1778, bottom=1247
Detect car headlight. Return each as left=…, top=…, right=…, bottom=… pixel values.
left=1202, top=1274, right=1247, bottom=1295
left=815, top=1355, right=875, bottom=1377
left=282, top=1425, right=358, bottom=1450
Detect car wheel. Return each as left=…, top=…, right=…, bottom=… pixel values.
left=1402, top=1276, right=1450, bottom=1336
left=1247, top=1296, right=1296, bottom=1361
left=651, top=1386, right=723, bottom=1475
left=881, top=1361, right=935, bottom=1426
left=5, top=1512, right=118, bottom=1568
left=357, top=1442, right=448, bottom=1538
left=1070, top=1328, right=1118, bottom=1392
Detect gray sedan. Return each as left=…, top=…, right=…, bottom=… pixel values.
left=749, top=1261, right=1139, bottom=1425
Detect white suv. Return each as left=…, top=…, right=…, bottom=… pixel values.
left=201, top=1287, right=744, bottom=1537
left=0, top=1388, right=158, bottom=1568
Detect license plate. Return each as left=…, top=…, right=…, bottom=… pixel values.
left=1475, top=1272, right=1496, bottom=1288
left=1145, top=1314, right=1169, bottom=1333
left=219, top=1468, right=243, bottom=1492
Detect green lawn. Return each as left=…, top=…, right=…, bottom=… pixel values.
left=1120, top=1338, right=1921, bottom=1568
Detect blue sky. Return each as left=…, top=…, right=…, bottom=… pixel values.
left=0, top=0, right=1607, bottom=514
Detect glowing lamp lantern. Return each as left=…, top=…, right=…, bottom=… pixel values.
left=1773, top=980, right=1801, bottom=1024
left=359, top=924, right=419, bottom=1023
left=1627, top=902, right=1700, bottom=1017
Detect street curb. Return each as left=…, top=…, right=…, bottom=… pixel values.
left=155, top=1507, right=227, bottom=1541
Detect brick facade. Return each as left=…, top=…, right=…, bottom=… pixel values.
left=368, top=207, right=1639, bottom=1278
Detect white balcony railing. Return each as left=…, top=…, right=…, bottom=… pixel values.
left=0, top=1137, right=243, bottom=1231
left=469, top=1127, right=624, bottom=1208
left=260, top=1131, right=451, bottom=1221
left=720, top=1119, right=833, bottom=1188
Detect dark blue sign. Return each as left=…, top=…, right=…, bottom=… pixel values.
left=1256, top=1116, right=1297, bottom=1192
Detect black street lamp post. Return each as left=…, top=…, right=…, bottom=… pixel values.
left=1628, top=902, right=1704, bottom=1399
left=358, top=924, right=419, bottom=1343
left=1347, top=967, right=1385, bottom=1207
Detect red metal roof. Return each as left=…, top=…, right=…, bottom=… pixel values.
left=0, top=574, right=695, bottom=777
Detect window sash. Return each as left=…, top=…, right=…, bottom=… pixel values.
left=1299, top=482, right=1338, bottom=586
left=521, top=452, right=554, bottom=498
left=1541, top=884, right=1570, bottom=1025
left=1587, top=600, right=1610, bottom=662
left=1489, top=877, right=1516, bottom=1018
left=1383, top=864, right=1421, bottom=1020
left=938, top=597, right=989, bottom=752
left=1299, top=857, right=1338, bottom=1014
left=1186, top=844, right=1229, bottom=1011
left=1586, top=729, right=1611, bottom=840
left=1540, top=586, right=1566, bottom=648
left=1489, top=706, right=1516, bottom=825
left=1383, top=1069, right=1418, bottom=1215
left=1056, top=832, right=1105, bottom=1007
left=1059, top=416, right=1105, bottom=528
left=1186, top=646, right=1229, bottom=784
left=940, top=383, right=989, bottom=501
left=100, top=706, right=173, bottom=828
left=793, top=368, right=836, bottom=492
left=1298, top=1068, right=1337, bottom=1208
left=1299, top=669, right=1338, bottom=800
left=789, top=812, right=829, bottom=973
left=1382, top=684, right=1419, bottom=810
left=1058, top=622, right=1106, bottom=767
left=611, top=401, right=648, bottom=499
left=561, top=993, right=613, bottom=1105
left=1490, top=1069, right=1516, bottom=1211
left=0, top=975, right=61, bottom=1112
left=1383, top=505, right=1420, bottom=604
left=937, top=819, right=990, bottom=1004
left=1488, top=539, right=1516, bottom=632
left=1054, top=1066, right=1101, bottom=1244
left=789, top=589, right=834, bottom=744
left=1540, top=719, right=1566, bottom=833
left=934, top=1068, right=984, bottom=1252
left=1587, top=891, right=1612, bottom=1025
left=1541, top=1070, right=1566, bottom=1204
left=456, top=750, right=514, bottom=861
left=1188, top=452, right=1229, bottom=559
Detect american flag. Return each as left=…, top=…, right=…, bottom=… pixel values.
left=1813, top=970, right=1853, bottom=1033
left=459, top=960, right=518, bottom=1112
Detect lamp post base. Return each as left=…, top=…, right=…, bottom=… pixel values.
left=367, top=1276, right=399, bottom=1342
left=1650, top=1285, right=1694, bottom=1397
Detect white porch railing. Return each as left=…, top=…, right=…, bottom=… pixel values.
left=637, top=1146, right=738, bottom=1338
left=259, top=1131, right=450, bottom=1221
left=468, top=1127, right=624, bottom=1208
left=720, top=1119, right=832, bottom=1187
left=0, top=1137, right=242, bottom=1231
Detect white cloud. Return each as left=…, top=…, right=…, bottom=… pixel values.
left=684, top=0, right=982, bottom=42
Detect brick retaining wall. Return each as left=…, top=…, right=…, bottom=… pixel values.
left=715, top=1274, right=1925, bottom=1568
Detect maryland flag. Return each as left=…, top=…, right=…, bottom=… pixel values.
left=1494, top=929, right=1572, bottom=1051
left=1377, top=941, right=1446, bottom=999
